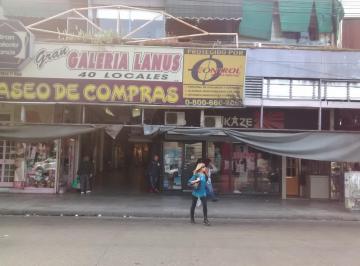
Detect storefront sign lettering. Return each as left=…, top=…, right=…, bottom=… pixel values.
left=0, top=43, right=246, bottom=107
left=35, top=47, right=69, bottom=69
left=0, top=78, right=181, bottom=105
left=223, top=116, right=253, bottom=128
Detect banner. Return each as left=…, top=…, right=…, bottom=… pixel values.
left=183, top=48, right=246, bottom=106
left=0, top=42, right=246, bottom=107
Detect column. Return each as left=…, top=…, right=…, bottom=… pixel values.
left=282, top=156, right=287, bottom=200
left=330, top=109, right=335, bottom=131
left=20, top=105, right=26, bottom=122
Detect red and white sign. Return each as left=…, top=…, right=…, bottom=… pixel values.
left=19, top=42, right=184, bottom=82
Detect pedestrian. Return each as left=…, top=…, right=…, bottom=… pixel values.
left=188, top=163, right=210, bottom=226
left=147, top=154, right=161, bottom=193
left=204, top=158, right=219, bottom=202
left=77, top=155, right=94, bottom=195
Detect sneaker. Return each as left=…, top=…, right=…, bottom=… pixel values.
left=80, top=192, right=85, bottom=195
left=203, top=219, right=211, bottom=226
left=86, top=190, right=91, bottom=194
left=190, top=219, right=196, bottom=224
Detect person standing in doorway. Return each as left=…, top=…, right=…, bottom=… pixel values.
left=204, top=158, right=219, bottom=202
left=77, top=155, right=94, bottom=195
left=147, top=154, right=161, bottom=193
left=188, top=163, right=210, bottom=226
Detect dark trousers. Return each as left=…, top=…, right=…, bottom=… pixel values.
left=80, top=174, right=90, bottom=193
left=190, top=195, right=208, bottom=221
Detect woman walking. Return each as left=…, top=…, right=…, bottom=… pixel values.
left=188, top=163, right=210, bottom=226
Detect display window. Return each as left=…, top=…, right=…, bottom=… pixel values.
left=25, top=141, right=57, bottom=189
left=232, top=144, right=280, bottom=194
left=163, top=142, right=183, bottom=190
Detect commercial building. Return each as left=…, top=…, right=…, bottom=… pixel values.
left=1, top=0, right=360, bottom=203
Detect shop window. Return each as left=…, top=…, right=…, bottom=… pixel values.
left=96, top=8, right=165, bottom=39
left=291, top=80, right=319, bottom=99
left=286, top=158, right=297, bottom=177
left=25, top=141, right=57, bottom=189
left=349, top=83, right=360, bottom=101
left=85, top=106, right=140, bottom=124
left=25, top=105, right=54, bottom=123
left=54, top=105, right=81, bottom=123
left=264, top=79, right=290, bottom=99
left=264, top=78, right=320, bottom=100
left=323, top=82, right=348, bottom=100
left=0, top=141, right=16, bottom=184
left=163, top=142, right=183, bottom=190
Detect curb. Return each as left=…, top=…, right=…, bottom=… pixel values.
left=1, top=209, right=360, bottom=222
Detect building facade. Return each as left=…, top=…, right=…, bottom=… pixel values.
left=1, top=0, right=359, bottom=202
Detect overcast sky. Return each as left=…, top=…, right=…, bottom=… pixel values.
left=341, top=0, right=360, bottom=17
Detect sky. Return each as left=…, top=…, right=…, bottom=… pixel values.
left=341, top=0, right=360, bottom=17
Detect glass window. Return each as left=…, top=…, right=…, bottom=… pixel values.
left=268, top=79, right=290, bottom=99
left=349, top=83, right=360, bottom=100
left=163, top=142, right=183, bottom=190
left=324, top=82, right=348, bottom=100
left=292, top=80, right=319, bottom=99
left=25, top=141, right=57, bottom=189
left=97, top=8, right=165, bottom=39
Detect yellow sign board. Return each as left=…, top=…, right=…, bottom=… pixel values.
left=183, top=48, right=246, bottom=106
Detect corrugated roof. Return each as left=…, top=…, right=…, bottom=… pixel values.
left=165, top=0, right=243, bottom=20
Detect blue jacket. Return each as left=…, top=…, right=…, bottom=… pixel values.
left=188, top=173, right=207, bottom=198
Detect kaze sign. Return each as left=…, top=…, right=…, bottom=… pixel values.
left=0, top=42, right=246, bottom=107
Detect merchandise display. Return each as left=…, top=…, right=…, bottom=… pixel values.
left=25, top=142, right=57, bottom=188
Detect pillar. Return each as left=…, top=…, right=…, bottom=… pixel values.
left=330, top=109, right=335, bottom=131
left=200, top=110, right=205, bottom=127
left=20, top=105, right=26, bottom=122
left=282, top=156, right=287, bottom=200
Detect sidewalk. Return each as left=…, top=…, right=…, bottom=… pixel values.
left=0, top=192, right=360, bottom=221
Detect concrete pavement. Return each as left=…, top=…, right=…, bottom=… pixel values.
left=1, top=216, right=360, bottom=266
left=0, top=192, right=360, bottom=221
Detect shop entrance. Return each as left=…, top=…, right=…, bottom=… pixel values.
left=0, top=141, right=15, bottom=187
left=97, top=131, right=151, bottom=193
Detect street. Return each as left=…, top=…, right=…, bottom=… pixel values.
left=0, top=216, right=360, bottom=266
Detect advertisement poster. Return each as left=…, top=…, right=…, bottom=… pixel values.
left=0, top=42, right=246, bottom=107
left=183, top=48, right=246, bottom=107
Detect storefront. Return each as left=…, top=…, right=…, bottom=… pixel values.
left=0, top=124, right=97, bottom=193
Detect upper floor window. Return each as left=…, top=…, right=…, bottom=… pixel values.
left=263, top=78, right=319, bottom=100
left=96, top=9, right=165, bottom=39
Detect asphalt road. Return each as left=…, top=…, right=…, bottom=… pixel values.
left=0, top=216, right=360, bottom=266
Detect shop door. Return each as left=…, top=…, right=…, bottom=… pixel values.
left=0, top=141, right=16, bottom=187
left=182, top=143, right=203, bottom=188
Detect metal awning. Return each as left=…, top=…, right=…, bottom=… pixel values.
left=144, top=125, right=360, bottom=162
left=165, top=0, right=243, bottom=20
left=0, top=124, right=98, bottom=141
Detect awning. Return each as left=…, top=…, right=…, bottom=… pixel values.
left=279, top=0, right=314, bottom=32
left=239, top=0, right=274, bottom=40
left=314, top=0, right=333, bottom=33
left=165, top=0, right=243, bottom=20
left=226, top=130, right=360, bottom=162
left=143, top=125, right=360, bottom=162
left=0, top=125, right=98, bottom=141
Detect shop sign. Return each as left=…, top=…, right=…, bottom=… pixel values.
left=0, top=77, right=181, bottom=105
left=223, top=116, right=253, bottom=128
left=0, top=43, right=246, bottom=107
left=183, top=48, right=246, bottom=107
left=0, top=19, right=33, bottom=70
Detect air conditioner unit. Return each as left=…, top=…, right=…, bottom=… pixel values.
left=204, top=116, right=223, bottom=128
left=165, top=112, right=186, bottom=126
